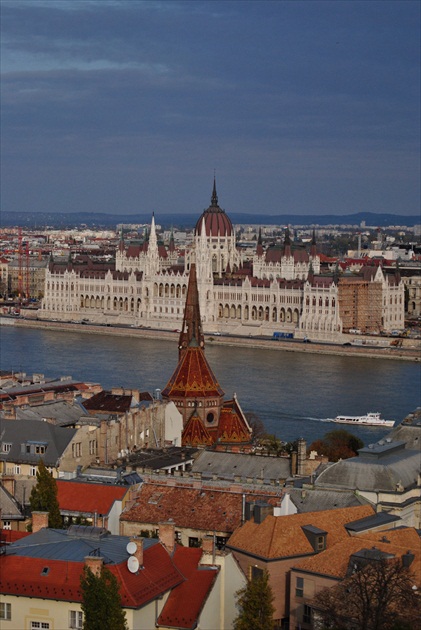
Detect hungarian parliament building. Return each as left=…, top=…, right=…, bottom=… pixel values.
left=40, top=182, right=404, bottom=341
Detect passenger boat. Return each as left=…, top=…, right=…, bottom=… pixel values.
left=333, top=412, right=395, bottom=427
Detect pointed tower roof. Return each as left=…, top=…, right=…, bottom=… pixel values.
left=177, top=264, right=205, bottom=359
left=161, top=263, right=224, bottom=400
left=211, top=175, right=218, bottom=207
left=256, top=227, right=263, bottom=257
left=169, top=226, right=175, bottom=253
left=310, top=229, right=317, bottom=257
left=118, top=226, right=125, bottom=253
left=182, top=408, right=213, bottom=448
left=283, top=228, right=292, bottom=258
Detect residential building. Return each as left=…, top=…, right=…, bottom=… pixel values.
left=0, top=515, right=246, bottom=630
left=289, top=527, right=421, bottom=629
left=226, top=504, right=374, bottom=626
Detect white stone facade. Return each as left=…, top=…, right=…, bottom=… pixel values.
left=40, top=194, right=405, bottom=341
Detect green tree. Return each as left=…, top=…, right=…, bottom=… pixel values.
left=234, top=569, right=275, bottom=630
left=309, top=429, right=363, bottom=462
left=29, top=459, right=62, bottom=528
left=313, top=557, right=420, bottom=630
left=80, top=565, right=128, bottom=630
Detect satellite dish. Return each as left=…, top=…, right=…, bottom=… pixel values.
left=127, top=555, right=139, bottom=574
left=126, top=541, right=137, bottom=555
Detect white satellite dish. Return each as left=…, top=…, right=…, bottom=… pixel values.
left=126, top=541, right=137, bottom=555
left=127, top=555, right=139, bottom=574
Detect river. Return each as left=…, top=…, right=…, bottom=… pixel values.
left=1, top=325, right=420, bottom=446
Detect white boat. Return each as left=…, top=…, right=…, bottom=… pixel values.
left=333, top=412, right=394, bottom=427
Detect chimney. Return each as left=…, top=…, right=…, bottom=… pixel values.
left=32, top=511, right=49, bottom=533
left=402, top=550, right=415, bottom=568
left=159, top=520, right=175, bottom=554
left=201, top=535, right=214, bottom=556
left=291, top=451, right=297, bottom=475
left=84, top=555, right=104, bottom=576
left=129, top=537, right=144, bottom=567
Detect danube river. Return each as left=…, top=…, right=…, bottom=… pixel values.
left=1, top=326, right=420, bottom=446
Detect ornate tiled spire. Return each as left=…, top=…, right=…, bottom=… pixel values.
left=178, top=264, right=205, bottom=359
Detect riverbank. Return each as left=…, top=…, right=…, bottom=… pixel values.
left=3, top=316, right=420, bottom=362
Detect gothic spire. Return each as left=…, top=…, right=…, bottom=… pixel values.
left=178, top=263, right=205, bottom=359
left=283, top=228, right=292, bottom=258
left=256, top=227, right=263, bottom=257
left=211, top=176, right=218, bottom=207
left=310, top=229, right=317, bottom=257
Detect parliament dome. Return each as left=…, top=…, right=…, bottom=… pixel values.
left=195, top=179, right=233, bottom=238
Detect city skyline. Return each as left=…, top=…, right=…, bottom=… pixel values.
left=1, top=0, right=420, bottom=217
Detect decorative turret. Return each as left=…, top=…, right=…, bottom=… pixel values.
left=283, top=228, right=292, bottom=258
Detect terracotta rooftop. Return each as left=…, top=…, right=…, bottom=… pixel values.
left=293, top=527, right=421, bottom=583
left=162, top=346, right=224, bottom=399
left=121, top=482, right=280, bottom=534
left=227, top=505, right=374, bottom=559
left=56, top=480, right=129, bottom=515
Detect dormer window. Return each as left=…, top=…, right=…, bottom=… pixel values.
left=1, top=443, right=12, bottom=453
left=302, top=525, right=327, bottom=553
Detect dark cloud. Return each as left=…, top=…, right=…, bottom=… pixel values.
left=1, top=0, right=420, bottom=215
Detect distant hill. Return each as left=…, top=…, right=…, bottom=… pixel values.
left=1, top=210, right=419, bottom=229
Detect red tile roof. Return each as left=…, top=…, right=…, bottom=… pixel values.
left=182, top=412, right=213, bottom=447
left=157, top=547, right=219, bottom=629
left=162, top=346, right=224, bottom=399
left=56, top=480, right=128, bottom=515
left=0, top=543, right=183, bottom=607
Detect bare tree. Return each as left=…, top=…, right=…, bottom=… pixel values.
left=313, top=553, right=420, bottom=630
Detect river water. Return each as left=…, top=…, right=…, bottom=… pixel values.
left=1, top=326, right=420, bottom=446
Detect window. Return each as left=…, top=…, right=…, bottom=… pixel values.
left=0, top=602, right=11, bottom=620
left=296, top=576, right=304, bottom=598
left=30, top=465, right=37, bottom=476
left=250, top=565, right=264, bottom=581
left=14, top=465, right=21, bottom=474
left=317, top=535, right=325, bottom=551
left=30, top=623, right=50, bottom=629
left=303, top=604, right=312, bottom=624
left=188, top=537, right=200, bottom=548
left=3, top=521, right=11, bottom=530
left=1, top=443, right=12, bottom=453
left=69, top=610, right=83, bottom=629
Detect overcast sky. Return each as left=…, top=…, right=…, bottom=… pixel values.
left=1, top=0, right=420, bottom=217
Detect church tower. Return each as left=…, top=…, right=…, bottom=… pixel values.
left=161, top=263, right=252, bottom=449
left=161, top=264, right=225, bottom=430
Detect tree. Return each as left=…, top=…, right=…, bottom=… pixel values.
left=313, top=557, right=420, bottom=630
left=80, top=565, right=128, bottom=630
left=245, top=411, right=266, bottom=442
left=29, top=458, right=62, bottom=528
left=234, top=569, right=275, bottom=630
left=309, top=428, right=363, bottom=462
